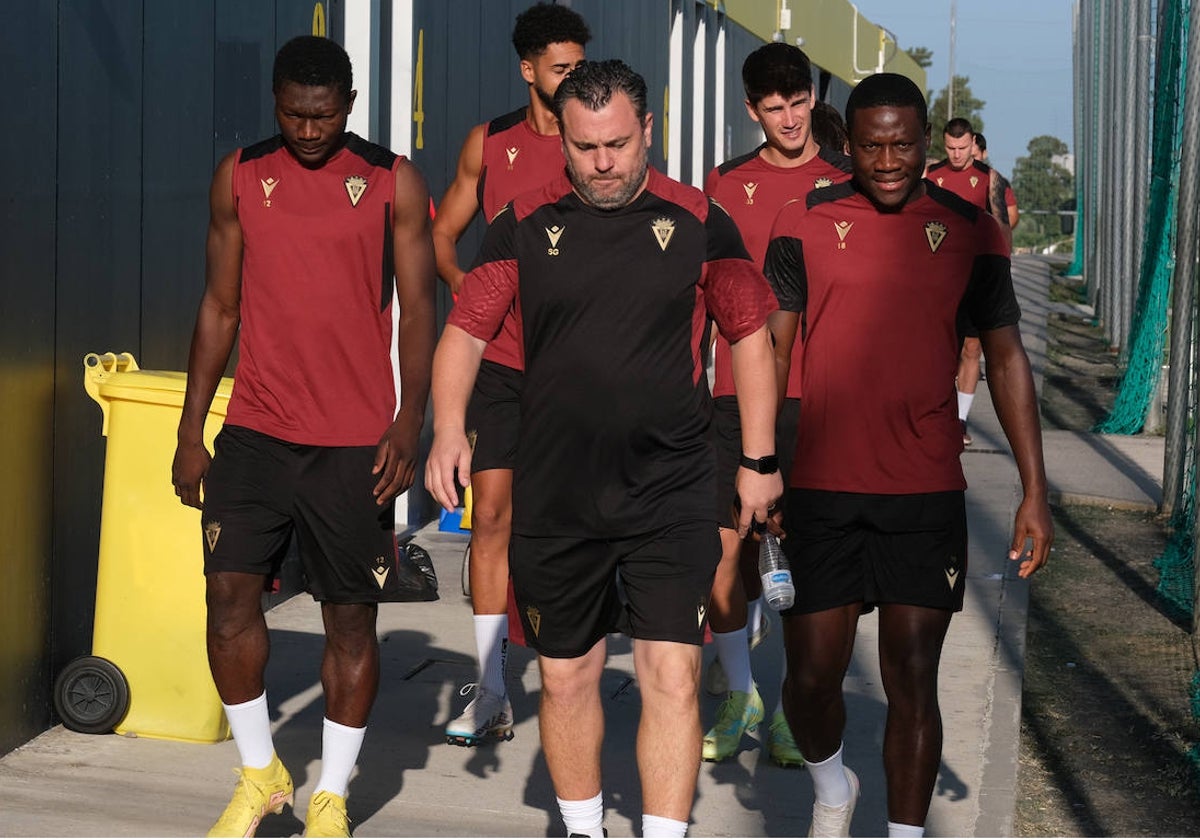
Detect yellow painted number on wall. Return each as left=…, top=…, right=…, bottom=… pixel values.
left=413, top=29, right=426, bottom=150
left=312, top=2, right=326, bottom=36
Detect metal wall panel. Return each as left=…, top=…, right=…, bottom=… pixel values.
left=142, top=1, right=216, bottom=370
left=0, top=0, right=58, bottom=757
left=51, top=0, right=145, bottom=676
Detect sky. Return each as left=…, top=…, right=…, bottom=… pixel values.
left=847, top=0, right=1076, bottom=177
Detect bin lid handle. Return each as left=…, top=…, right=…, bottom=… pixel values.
left=83, top=352, right=139, bottom=436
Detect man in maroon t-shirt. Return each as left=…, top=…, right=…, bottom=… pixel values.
left=764, top=74, right=1052, bottom=837
left=431, top=3, right=589, bottom=749
left=927, top=117, right=1011, bottom=447
left=700, top=42, right=851, bottom=769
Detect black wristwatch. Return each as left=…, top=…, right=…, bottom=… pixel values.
left=739, top=453, right=779, bottom=474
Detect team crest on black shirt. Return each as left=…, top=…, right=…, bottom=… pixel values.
left=344, top=175, right=368, bottom=207
left=924, top=221, right=948, bottom=253
left=651, top=217, right=676, bottom=251
left=545, top=225, right=565, bottom=255
left=814, top=177, right=833, bottom=189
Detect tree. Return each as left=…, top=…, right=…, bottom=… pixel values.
left=1011, top=135, right=1075, bottom=251
left=927, top=76, right=985, bottom=160
left=905, top=46, right=934, bottom=70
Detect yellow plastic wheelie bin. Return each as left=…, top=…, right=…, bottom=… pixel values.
left=53, top=352, right=233, bottom=743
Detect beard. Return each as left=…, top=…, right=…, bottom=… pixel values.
left=567, top=147, right=650, bottom=210
left=534, top=83, right=556, bottom=113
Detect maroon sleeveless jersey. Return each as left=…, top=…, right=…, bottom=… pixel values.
left=476, top=108, right=566, bottom=371
left=225, top=134, right=402, bottom=446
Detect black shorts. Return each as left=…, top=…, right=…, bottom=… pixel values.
left=202, top=425, right=401, bottom=604
left=712, top=396, right=801, bottom=528
left=509, top=520, right=721, bottom=658
left=781, top=489, right=967, bottom=614
left=466, top=360, right=522, bottom=473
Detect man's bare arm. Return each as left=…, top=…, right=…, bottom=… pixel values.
left=432, top=123, right=487, bottom=294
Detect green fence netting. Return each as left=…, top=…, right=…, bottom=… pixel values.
left=1095, top=0, right=1189, bottom=435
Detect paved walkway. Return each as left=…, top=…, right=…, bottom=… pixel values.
left=0, top=256, right=1164, bottom=837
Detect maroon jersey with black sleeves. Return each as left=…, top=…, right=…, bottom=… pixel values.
left=764, top=181, right=1020, bottom=494
left=477, top=108, right=567, bottom=371
left=450, top=168, right=777, bottom=537
left=704, top=145, right=851, bottom=399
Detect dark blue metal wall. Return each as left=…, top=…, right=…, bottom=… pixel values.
left=0, top=0, right=342, bottom=757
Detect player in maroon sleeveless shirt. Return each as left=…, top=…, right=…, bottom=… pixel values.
left=431, top=4, right=590, bottom=749
left=172, top=37, right=435, bottom=837
left=699, top=42, right=851, bottom=770
left=764, top=74, right=1051, bottom=837
left=927, top=117, right=1012, bottom=448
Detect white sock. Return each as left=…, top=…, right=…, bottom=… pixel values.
left=805, top=743, right=851, bottom=806
left=642, top=814, right=688, bottom=837
left=474, top=613, right=508, bottom=696
left=957, top=390, right=975, bottom=421
left=222, top=692, right=275, bottom=769
left=558, top=793, right=604, bottom=837
left=711, top=628, right=754, bottom=695
left=314, top=717, right=366, bottom=797
left=747, top=597, right=765, bottom=639
left=888, top=821, right=925, bottom=837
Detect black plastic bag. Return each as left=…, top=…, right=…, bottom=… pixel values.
left=377, top=540, right=439, bottom=602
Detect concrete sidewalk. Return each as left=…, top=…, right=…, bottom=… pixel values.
left=0, top=256, right=1164, bottom=837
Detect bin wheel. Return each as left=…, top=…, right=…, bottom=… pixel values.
left=53, top=656, right=130, bottom=734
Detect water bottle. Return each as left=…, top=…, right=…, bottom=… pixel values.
left=758, top=529, right=795, bottom=611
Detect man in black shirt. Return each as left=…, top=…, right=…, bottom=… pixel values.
left=427, top=60, right=781, bottom=839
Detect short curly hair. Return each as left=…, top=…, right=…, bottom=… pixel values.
left=512, top=3, right=591, bottom=60
left=272, top=36, right=352, bottom=102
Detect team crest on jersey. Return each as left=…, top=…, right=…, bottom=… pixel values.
left=936, top=176, right=945, bottom=187
left=372, top=557, right=390, bottom=589
left=545, top=225, right=565, bottom=255
left=526, top=606, right=542, bottom=638
left=814, top=177, right=833, bottom=189
left=969, top=175, right=980, bottom=189
left=506, top=146, right=519, bottom=168
left=204, top=521, right=222, bottom=553
left=260, top=177, right=279, bottom=206
left=924, top=221, right=949, bottom=253
left=833, top=220, right=853, bottom=249
left=651, top=217, right=676, bottom=251
left=742, top=182, right=759, bottom=204
left=344, top=175, right=368, bottom=207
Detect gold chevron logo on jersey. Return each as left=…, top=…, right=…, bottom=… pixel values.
left=834, top=220, right=853, bottom=250
left=742, top=182, right=759, bottom=204
left=924, top=220, right=949, bottom=253
left=936, top=176, right=945, bottom=187
left=260, top=177, right=279, bottom=199
left=344, top=175, right=368, bottom=206
left=526, top=606, right=542, bottom=638
left=651, top=217, right=676, bottom=251
left=814, top=176, right=833, bottom=189
left=969, top=175, right=980, bottom=189
left=506, top=146, right=519, bottom=168
left=372, top=558, right=390, bottom=589
left=204, top=521, right=221, bottom=553
left=545, top=224, right=565, bottom=255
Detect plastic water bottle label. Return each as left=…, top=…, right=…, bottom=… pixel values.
left=768, top=572, right=791, bottom=584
